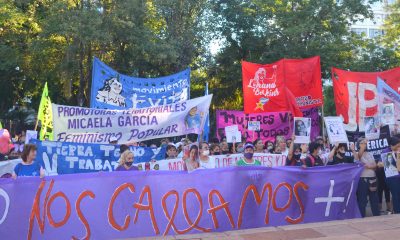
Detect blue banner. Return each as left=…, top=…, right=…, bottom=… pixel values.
left=31, top=140, right=166, bottom=175
left=90, top=57, right=190, bottom=109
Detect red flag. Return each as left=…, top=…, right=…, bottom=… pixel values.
left=285, top=87, right=303, bottom=117
left=242, top=60, right=288, bottom=113
left=284, top=56, right=323, bottom=108
left=242, top=57, right=322, bottom=114
left=332, top=67, right=400, bottom=130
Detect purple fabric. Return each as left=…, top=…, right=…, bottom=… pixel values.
left=0, top=164, right=362, bottom=239
left=216, top=108, right=320, bottom=142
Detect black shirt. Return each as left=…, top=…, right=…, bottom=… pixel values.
left=328, top=155, right=354, bottom=165
left=304, top=154, right=324, bottom=167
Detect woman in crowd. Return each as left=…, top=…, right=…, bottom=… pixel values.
left=219, top=142, right=230, bottom=154
left=356, top=138, right=380, bottom=217
left=184, top=145, right=200, bottom=172
left=199, top=142, right=214, bottom=169
left=327, top=143, right=356, bottom=165
left=210, top=144, right=221, bottom=155
left=253, top=139, right=265, bottom=153
left=303, top=142, right=324, bottom=167
left=116, top=150, right=138, bottom=171
left=12, top=144, right=44, bottom=178
left=286, top=136, right=307, bottom=166
left=275, top=135, right=288, bottom=155
left=165, top=144, right=178, bottom=159
left=379, top=136, right=400, bottom=214
left=265, top=140, right=275, bottom=153
left=231, top=141, right=244, bottom=154
left=236, top=143, right=261, bottom=166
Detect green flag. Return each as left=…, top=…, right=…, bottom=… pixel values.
left=37, top=82, right=53, bottom=140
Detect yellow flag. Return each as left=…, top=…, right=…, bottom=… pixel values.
left=37, top=82, right=53, bottom=140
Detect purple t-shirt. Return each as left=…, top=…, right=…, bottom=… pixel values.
left=116, top=165, right=138, bottom=171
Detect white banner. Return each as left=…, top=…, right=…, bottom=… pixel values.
left=0, top=159, right=21, bottom=177
left=136, top=153, right=287, bottom=171
left=52, top=95, right=212, bottom=144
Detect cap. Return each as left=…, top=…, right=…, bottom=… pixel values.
left=244, top=143, right=254, bottom=150
left=109, top=136, right=118, bottom=143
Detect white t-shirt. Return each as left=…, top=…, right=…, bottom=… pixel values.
left=359, top=152, right=376, bottom=178
left=199, top=157, right=215, bottom=169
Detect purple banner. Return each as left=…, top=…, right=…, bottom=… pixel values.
left=216, top=108, right=320, bottom=142
left=0, top=165, right=362, bottom=239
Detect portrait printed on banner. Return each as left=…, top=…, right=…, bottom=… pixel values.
left=183, top=144, right=200, bottom=173
left=381, top=152, right=399, bottom=178
left=294, top=117, right=311, bottom=144
left=96, top=76, right=126, bottom=107
left=364, top=116, right=380, bottom=139
left=381, top=103, right=395, bottom=125
left=185, top=105, right=204, bottom=130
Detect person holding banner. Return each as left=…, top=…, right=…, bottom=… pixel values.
left=116, top=150, right=138, bottom=171
left=220, top=142, right=230, bottom=154
left=12, top=144, right=44, bottom=178
left=355, top=138, right=380, bottom=217
left=210, top=144, right=221, bottom=155
left=287, top=136, right=308, bottom=166
left=275, top=136, right=288, bottom=156
left=303, top=142, right=324, bottom=167
left=379, top=137, right=400, bottom=214
left=265, top=140, right=275, bottom=153
left=199, top=142, right=215, bottom=169
left=236, top=143, right=261, bottom=166
left=253, top=139, right=266, bottom=153
left=165, top=144, right=178, bottom=159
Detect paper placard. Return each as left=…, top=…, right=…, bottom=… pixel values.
left=248, top=121, right=261, bottom=131
left=364, top=116, right=380, bottom=140
left=25, top=130, right=38, bottom=144
left=324, top=117, right=348, bottom=144
left=293, top=117, right=311, bottom=143
left=225, top=125, right=241, bottom=143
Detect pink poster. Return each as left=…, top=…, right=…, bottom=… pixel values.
left=216, top=108, right=320, bottom=142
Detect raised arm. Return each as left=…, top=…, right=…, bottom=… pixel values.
left=328, top=143, right=338, bottom=161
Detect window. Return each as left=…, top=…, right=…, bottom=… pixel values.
left=369, top=29, right=384, bottom=38
left=351, top=28, right=368, bottom=36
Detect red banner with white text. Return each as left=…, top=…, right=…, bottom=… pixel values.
left=332, top=67, right=400, bottom=131
left=242, top=57, right=322, bottom=114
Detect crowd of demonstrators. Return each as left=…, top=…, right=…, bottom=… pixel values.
left=3, top=127, right=400, bottom=219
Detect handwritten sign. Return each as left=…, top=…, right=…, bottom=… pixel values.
left=216, top=108, right=320, bottom=141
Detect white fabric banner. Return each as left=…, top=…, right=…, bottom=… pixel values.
left=135, top=153, right=287, bottom=171
left=0, top=159, right=21, bottom=176
left=52, top=95, right=212, bottom=144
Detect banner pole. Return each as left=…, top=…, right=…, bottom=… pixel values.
left=34, top=116, right=39, bottom=131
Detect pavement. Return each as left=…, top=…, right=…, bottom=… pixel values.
left=129, top=214, right=400, bottom=240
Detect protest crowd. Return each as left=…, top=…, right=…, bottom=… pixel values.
left=1, top=55, right=400, bottom=239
